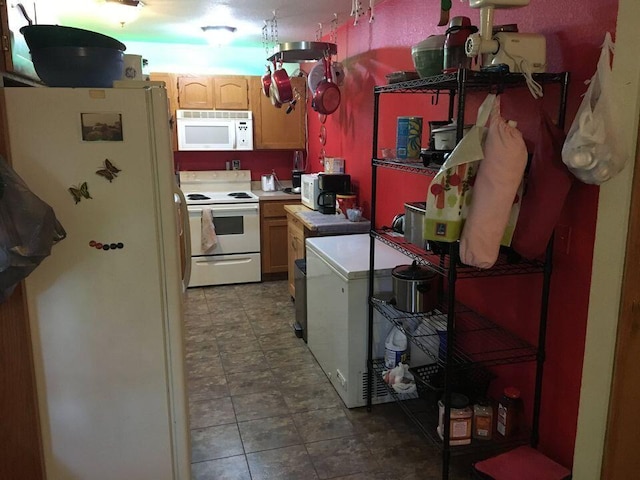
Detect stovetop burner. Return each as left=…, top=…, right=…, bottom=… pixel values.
left=187, top=193, right=211, bottom=200
left=228, top=192, right=252, bottom=199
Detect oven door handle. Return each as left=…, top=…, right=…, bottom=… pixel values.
left=175, top=186, right=192, bottom=291
left=187, top=204, right=259, bottom=213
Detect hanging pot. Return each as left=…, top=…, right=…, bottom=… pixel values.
left=261, top=64, right=272, bottom=97
left=269, top=80, right=282, bottom=108
left=312, top=56, right=341, bottom=115
left=271, top=59, right=293, bottom=104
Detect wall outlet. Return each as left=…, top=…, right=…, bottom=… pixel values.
left=336, top=369, right=347, bottom=388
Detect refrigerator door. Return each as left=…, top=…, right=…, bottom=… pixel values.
left=1, top=87, right=189, bottom=479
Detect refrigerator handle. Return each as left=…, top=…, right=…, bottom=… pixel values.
left=174, top=186, right=192, bottom=291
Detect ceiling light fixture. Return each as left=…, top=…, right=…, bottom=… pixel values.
left=201, top=25, right=237, bottom=46
left=104, top=0, right=144, bottom=28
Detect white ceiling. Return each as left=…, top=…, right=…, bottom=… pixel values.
left=41, top=0, right=364, bottom=48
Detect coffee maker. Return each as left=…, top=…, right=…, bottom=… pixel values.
left=291, top=150, right=306, bottom=193
left=317, top=173, right=351, bottom=214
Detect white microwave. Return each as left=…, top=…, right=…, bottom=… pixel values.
left=176, top=109, right=253, bottom=151
left=301, top=173, right=321, bottom=210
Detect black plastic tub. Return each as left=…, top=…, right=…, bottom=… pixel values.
left=30, top=46, right=124, bottom=87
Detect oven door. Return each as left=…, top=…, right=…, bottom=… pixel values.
left=188, top=203, right=260, bottom=256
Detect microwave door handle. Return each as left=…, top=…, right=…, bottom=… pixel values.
left=230, top=124, right=237, bottom=149
left=175, top=186, right=192, bottom=291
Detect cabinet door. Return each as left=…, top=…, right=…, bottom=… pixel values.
left=149, top=72, right=179, bottom=151
left=261, top=200, right=296, bottom=276
left=177, top=76, right=214, bottom=109
left=251, top=76, right=307, bottom=150
left=287, top=213, right=306, bottom=298
left=262, top=217, right=288, bottom=274
left=213, top=76, right=249, bottom=110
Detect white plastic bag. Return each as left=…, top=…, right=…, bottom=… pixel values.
left=561, top=32, right=626, bottom=184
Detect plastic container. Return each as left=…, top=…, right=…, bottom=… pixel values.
left=384, top=327, right=408, bottom=368
left=437, top=393, right=472, bottom=445
left=396, top=116, right=423, bottom=160
left=473, top=399, right=494, bottom=440
left=411, top=35, right=446, bottom=78
left=497, top=386, right=523, bottom=437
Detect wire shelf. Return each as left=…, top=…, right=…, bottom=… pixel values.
left=371, top=230, right=545, bottom=278
left=372, top=158, right=439, bottom=175
left=371, top=298, right=538, bottom=369
left=374, top=70, right=569, bottom=94
left=371, top=359, right=529, bottom=455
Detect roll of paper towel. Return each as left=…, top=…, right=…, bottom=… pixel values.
left=122, top=54, right=143, bottom=81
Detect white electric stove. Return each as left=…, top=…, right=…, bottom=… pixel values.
left=179, top=170, right=261, bottom=287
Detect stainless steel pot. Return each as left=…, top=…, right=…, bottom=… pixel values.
left=391, top=261, right=438, bottom=313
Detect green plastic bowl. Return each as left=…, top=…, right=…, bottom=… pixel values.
left=411, top=35, right=445, bottom=78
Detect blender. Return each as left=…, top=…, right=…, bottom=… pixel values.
left=291, top=150, right=306, bottom=193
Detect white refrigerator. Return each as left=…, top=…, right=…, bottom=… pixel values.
left=1, top=86, right=191, bottom=479
left=306, top=234, right=411, bottom=408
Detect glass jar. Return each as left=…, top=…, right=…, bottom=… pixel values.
left=497, top=386, right=523, bottom=437
left=473, top=399, right=493, bottom=440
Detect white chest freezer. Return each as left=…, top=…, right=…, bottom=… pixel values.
left=306, top=234, right=411, bottom=408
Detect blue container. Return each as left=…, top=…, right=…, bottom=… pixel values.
left=396, top=116, right=423, bottom=159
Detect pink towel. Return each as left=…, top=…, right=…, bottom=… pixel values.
left=460, top=96, right=527, bottom=268
left=201, top=208, right=217, bottom=252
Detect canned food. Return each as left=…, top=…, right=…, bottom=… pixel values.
left=396, top=116, right=423, bottom=159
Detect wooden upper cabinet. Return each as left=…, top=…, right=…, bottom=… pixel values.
left=250, top=76, right=307, bottom=150
left=213, top=76, right=249, bottom=109
left=177, top=75, right=214, bottom=109
left=177, top=75, right=249, bottom=110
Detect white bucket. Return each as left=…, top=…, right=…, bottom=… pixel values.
left=384, top=327, right=408, bottom=368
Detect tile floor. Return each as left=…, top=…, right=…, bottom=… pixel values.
left=183, top=280, right=470, bottom=480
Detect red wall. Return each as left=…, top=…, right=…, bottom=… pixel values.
left=174, top=150, right=302, bottom=182
left=305, top=0, right=619, bottom=469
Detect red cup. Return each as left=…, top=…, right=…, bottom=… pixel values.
left=336, top=194, right=357, bottom=218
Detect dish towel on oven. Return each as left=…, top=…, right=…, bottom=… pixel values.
left=201, top=208, right=217, bottom=252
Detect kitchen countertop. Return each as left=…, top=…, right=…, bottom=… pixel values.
left=284, top=204, right=371, bottom=234
left=254, top=189, right=302, bottom=201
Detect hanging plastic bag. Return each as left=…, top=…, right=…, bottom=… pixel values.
left=0, top=157, right=66, bottom=302
left=512, top=105, right=575, bottom=260
left=423, top=93, right=496, bottom=243
left=460, top=95, right=527, bottom=269
left=561, top=32, right=626, bottom=184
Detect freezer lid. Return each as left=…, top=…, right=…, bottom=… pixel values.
left=305, top=234, right=412, bottom=280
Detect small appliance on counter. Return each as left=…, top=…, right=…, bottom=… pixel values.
left=317, top=173, right=351, bottom=214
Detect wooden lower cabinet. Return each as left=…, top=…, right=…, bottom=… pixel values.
left=261, top=200, right=299, bottom=279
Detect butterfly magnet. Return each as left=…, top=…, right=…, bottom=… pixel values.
left=96, top=159, right=121, bottom=182
left=68, top=182, right=92, bottom=204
